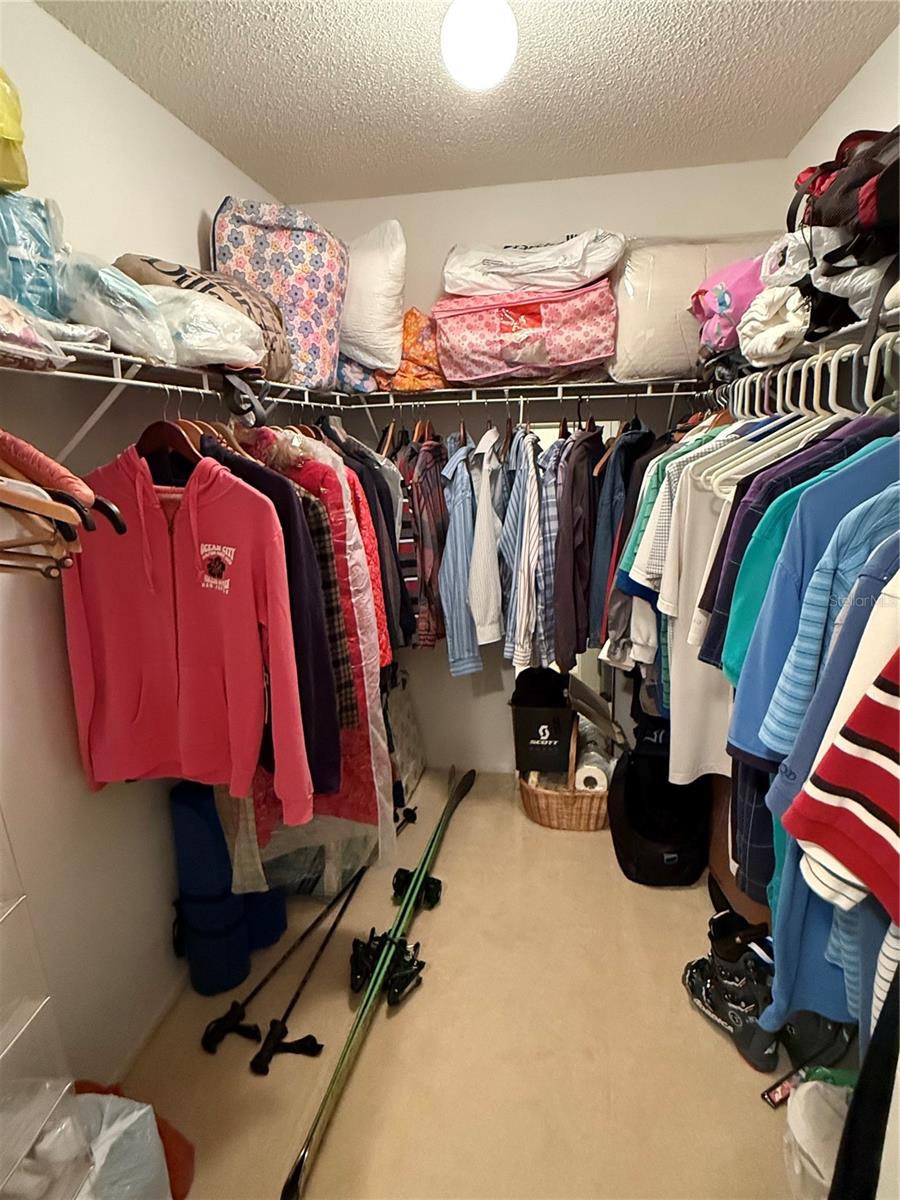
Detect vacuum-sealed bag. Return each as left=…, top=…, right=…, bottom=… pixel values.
left=144, top=285, right=264, bottom=369
left=57, top=253, right=176, bottom=363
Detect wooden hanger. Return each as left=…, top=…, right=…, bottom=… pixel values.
left=558, top=415, right=569, bottom=439
left=0, top=478, right=83, bottom=527
left=0, top=547, right=73, bottom=577
left=175, top=419, right=205, bottom=452
left=0, top=453, right=30, bottom=484
left=379, top=419, right=396, bottom=457
left=0, top=508, right=59, bottom=552
left=136, top=420, right=202, bottom=464
left=208, top=420, right=253, bottom=459
left=592, top=429, right=621, bottom=478
left=500, top=415, right=514, bottom=462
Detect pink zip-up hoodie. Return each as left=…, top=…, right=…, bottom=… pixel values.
left=62, top=447, right=314, bottom=824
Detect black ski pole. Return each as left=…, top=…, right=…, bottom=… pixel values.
left=200, top=807, right=417, bottom=1054
left=249, top=871, right=364, bottom=1073
left=280, top=767, right=475, bottom=1200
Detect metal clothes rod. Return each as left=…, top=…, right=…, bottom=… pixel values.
left=357, top=379, right=697, bottom=400
left=354, top=391, right=693, bottom=409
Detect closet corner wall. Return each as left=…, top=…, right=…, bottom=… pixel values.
left=0, top=0, right=280, bottom=1079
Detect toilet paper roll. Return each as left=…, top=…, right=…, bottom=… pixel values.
left=574, top=755, right=609, bottom=792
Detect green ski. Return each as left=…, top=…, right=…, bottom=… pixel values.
left=280, top=766, right=476, bottom=1200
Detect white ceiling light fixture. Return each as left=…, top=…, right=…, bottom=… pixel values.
left=441, top=0, right=518, bottom=92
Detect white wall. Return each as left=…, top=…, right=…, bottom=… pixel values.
left=788, top=27, right=899, bottom=175
left=0, top=0, right=274, bottom=1081
left=305, top=158, right=787, bottom=311
left=0, top=0, right=271, bottom=266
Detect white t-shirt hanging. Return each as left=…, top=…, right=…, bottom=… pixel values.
left=658, top=460, right=733, bottom=784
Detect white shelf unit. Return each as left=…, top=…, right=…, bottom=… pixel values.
left=0, top=811, right=91, bottom=1200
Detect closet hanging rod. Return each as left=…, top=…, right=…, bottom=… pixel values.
left=353, top=378, right=697, bottom=402
left=353, top=389, right=694, bottom=409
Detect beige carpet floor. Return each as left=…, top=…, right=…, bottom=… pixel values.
left=125, top=771, right=790, bottom=1200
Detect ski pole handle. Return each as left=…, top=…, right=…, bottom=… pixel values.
left=201, top=1001, right=261, bottom=1054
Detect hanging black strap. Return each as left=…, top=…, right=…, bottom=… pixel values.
left=860, top=253, right=899, bottom=358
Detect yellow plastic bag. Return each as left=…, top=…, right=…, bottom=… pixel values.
left=0, top=70, right=28, bottom=192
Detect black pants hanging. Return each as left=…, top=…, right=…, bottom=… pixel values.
left=829, top=970, right=898, bottom=1200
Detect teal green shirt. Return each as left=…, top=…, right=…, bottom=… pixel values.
left=721, top=437, right=893, bottom=685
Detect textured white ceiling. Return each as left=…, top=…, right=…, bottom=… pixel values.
left=40, top=0, right=898, bottom=203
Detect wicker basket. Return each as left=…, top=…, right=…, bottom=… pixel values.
left=518, top=722, right=609, bottom=831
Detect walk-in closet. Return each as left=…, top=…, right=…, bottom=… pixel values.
left=0, top=2, right=898, bottom=1198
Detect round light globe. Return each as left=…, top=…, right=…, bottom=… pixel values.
left=440, top=0, right=518, bottom=92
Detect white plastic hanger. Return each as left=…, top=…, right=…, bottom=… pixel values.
left=864, top=332, right=899, bottom=412
left=701, top=355, right=830, bottom=497
left=826, top=343, right=862, bottom=417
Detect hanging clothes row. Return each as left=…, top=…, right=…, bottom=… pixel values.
left=598, top=332, right=899, bottom=1061
left=370, top=404, right=659, bottom=678
left=14, top=410, right=418, bottom=895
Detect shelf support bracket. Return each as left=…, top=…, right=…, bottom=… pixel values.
left=56, top=363, right=143, bottom=464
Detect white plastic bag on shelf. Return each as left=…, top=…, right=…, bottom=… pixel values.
left=784, top=1081, right=851, bottom=1200
left=56, top=252, right=176, bottom=364
left=143, top=284, right=264, bottom=369
left=75, top=1093, right=171, bottom=1200
left=443, top=228, right=626, bottom=296
left=32, top=317, right=111, bottom=351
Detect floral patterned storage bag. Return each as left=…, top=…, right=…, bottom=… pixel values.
left=212, top=198, right=348, bottom=389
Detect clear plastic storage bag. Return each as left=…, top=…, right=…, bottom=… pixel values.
left=57, top=253, right=176, bottom=364
left=143, top=285, right=264, bottom=369
left=0, top=294, right=71, bottom=371
left=0, top=193, right=59, bottom=319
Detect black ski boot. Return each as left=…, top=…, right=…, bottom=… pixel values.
left=683, top=910, right=780, bottom=1072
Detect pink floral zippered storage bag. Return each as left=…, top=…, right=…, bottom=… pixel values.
left=212, top=197, right=348, bottom=389
left=432, top=278, right=617, bottom=384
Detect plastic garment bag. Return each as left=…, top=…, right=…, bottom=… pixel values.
left=76, top=1093, right=172, bottom=1200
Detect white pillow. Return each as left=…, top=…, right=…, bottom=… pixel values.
left=609, top=235, right=776, bottom=381
left=340, top=220, right=406, bottom=371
